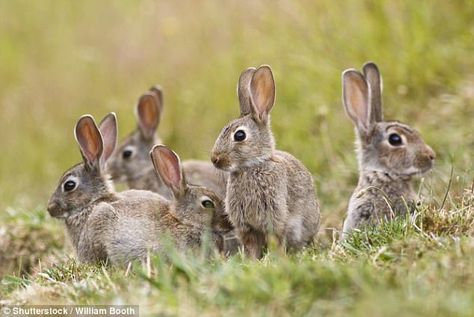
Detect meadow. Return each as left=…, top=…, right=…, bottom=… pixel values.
left=0, top=0, right=473, bottom=316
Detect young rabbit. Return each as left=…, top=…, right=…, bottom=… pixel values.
left=106, top=145, right=235, bottom=264
left=47, top=114, right=232, bottom=264
left=47, top=113, right=165, bottom=263
left=107, top=86, right=228, bottom=199
left=211, top=65, right=321, bottom=259
left=341, top=62, right=436, bottom=239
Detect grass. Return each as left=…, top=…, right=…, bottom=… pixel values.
left=0, top=0, right=473, bottom=315
left=1, top=196, right=473, bottom=316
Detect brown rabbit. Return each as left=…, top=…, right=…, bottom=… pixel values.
left=211, top=65, right=321, bottom=259
left=47, top=113, right=163, bottom=263
left=47, top=114, right=232, bottom=264
left=105, top=145, right=235, bottom=264
left=107, top=86, right=228, bottom=199
left=341, top=62, right=436, bottom=239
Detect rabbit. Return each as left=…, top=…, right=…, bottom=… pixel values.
left=47, top=114, right=232, bottom=264
left=341, top=62, right=436, bottom=240
left=47, top=113, right=164, bottom=263
left=107, top=85, right=228, bottom=199
left=211, top=65, right=321, bottom=259
left=105, top=145, right=235, bottom=264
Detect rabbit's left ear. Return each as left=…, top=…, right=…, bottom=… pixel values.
left=149, top=85, right=164, bottom=116
left=249, top=65, right=276, bottom=124
left=150, top=145, right=187, bottom=198
left=363, top=62, right=383, bottom=123
left=98, top=113, right=118, bottom=167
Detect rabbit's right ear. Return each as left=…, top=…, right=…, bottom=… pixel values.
left=75, top=115, right=103, bottom=172
left=238, top=67, right=256, bottom=117
left=136, top=92, right=161, bottom=140
left=150, top=145, right=187, bottom=198
left=98, top=112, right=118, bottom=166
left=342, top=69, right=371, bottom=134
left=149, top=85, right=164, bottom=116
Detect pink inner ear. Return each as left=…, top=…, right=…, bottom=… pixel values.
left=158, top=149, right=181, bottom=188
left=138, top=94, right=159, bottom=131
left=76, top=117, right=102, bottom=163
left=344, top=72, right=370, bottom=128
left=250, top=67, right=275, bottom=117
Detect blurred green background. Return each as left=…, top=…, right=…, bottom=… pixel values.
left=0, top=0, right=473, bottom=232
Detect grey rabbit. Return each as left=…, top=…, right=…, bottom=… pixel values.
left=211, top=65, right=321, bottom=259
left=47, top=113, right=162, bottom=263
left=341, top=62, right=436, bottom=239
left=107, top=86, right=228, bottom=199
left=106, top=145, right=235, bottom=264
left=47, top=114, right=232, bottom=264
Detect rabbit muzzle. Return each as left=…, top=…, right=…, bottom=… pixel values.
left=211, top=153, right=231, bottom=171
left=414, top=145, right=436, bottom=173
left=47, top=199, right=69, bottom=218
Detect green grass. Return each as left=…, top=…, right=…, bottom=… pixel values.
left=0, top=0, right=473, bottom=315
left=1, top=196, right=473, bottom=316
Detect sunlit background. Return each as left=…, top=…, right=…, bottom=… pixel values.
left=1, top=0, right=473, bottom=233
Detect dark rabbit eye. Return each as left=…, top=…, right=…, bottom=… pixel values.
left=122, top=149, right=133, bottom=159
left=234, top=130, right=246, bottom=142
left=63, top=180, right=77, bottom=192
left=388, top=133, right=403, bottom=146
left=201, top=199, right=215, bottom=209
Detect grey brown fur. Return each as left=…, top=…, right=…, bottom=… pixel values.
left=107, top=85, right=228, bottom=199
left=47, top=114, right=232, bottom=265
left=341, top=62, right=436, bottom=239
left=211, top=65, right=320, bottom=259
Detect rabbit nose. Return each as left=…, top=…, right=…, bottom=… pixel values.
left=47, top=201, right=61, bottom=217
left=426, top=146, right=436, bottom=160
left=211, top=154, right=220, bottom=165
left=47, top=202, right=56, bottom=212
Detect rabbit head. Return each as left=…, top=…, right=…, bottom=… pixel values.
left=107, top=86, right=163, bottom=182
left=211, top=65, right=276, bottom=172
left=47, top=113, right=118, bottom=219
left=150, top=145, right=233, bottom=233
left=342, top=62, right=435, bottom=177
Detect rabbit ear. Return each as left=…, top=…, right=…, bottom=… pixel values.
left=136, top=92, right=161, bottom=140
left=363, top=62, right=383, bottom=122
left=249, top=65, right=276, bottom=124
left=149, top=85, right=164, bottom=116
left=342, top=69, right=372, bottom=134
left=150, top=145, right=187, bottom=198
left=75, top=115, right=103, bottom=171
left=238, top=67, right=256, bottom=117
left=98, top=112, right=118, bottom=165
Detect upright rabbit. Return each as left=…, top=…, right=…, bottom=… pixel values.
left=211, top=65, right=320, bottom=259
left=107, top=86, right=227, bottom=199
left=341, top=62, right=436, bottom=239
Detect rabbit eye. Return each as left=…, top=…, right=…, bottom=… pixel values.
left=63, top=180, right=77, bottom=192
left=122, top=149, right=133, bottom=159
left=201, top=199, right=214, bottom=209
left=388, top=133, right=403, bottom=146
left=234, top=130, right=246, bottom=142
